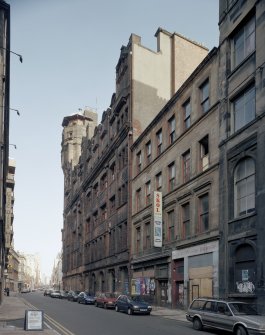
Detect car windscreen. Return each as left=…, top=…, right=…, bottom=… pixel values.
left=229, top=303, right=258, bottom=315
left=105, top=293, right=117, bottom=298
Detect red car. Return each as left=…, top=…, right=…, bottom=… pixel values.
left=95, top=292, right=118, bottom=309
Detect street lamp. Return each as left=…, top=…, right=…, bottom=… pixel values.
left=0, top=47, right=23, bottom=63
left=10, top=108, right=20, bottom=116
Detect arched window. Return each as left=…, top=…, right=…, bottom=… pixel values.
left=234, top=157, right=255, bottom=217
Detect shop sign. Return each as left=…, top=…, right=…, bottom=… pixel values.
left=154, top=191, right=162, bottom=247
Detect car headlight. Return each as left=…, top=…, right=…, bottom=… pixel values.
left=133, top=305, right=139, bottom=309
left=148, top=306, right=152, bottom=309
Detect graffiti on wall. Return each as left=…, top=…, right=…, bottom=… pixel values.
left=131, top=277, right=155, bottom=295
left=236, top=281, right=255, bottom=293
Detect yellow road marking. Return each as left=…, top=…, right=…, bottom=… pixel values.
left=20, top=298, right=76, bottom=335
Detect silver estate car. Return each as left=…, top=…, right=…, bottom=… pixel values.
left=186, top=298, right=265, bottom=335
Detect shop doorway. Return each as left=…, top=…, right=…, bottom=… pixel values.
left=159, top=280, right=168, bottom=306
left=176, top=281, right=184, bottom=307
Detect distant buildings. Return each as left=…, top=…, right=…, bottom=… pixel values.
left=51, top=251, right=63, bottom=290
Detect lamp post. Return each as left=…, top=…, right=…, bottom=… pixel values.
left=0, top=47, right=23, bottom=63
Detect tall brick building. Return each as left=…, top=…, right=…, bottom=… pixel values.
left=61, top=29, right=208, bottom=294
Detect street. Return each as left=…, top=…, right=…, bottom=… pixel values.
left=20, top=291, right=228, bottom=335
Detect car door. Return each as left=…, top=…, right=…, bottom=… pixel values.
left=119, top=296, right=127, bottom=311
left=215, top=302, right=234, bottom=331
left=201, top=300, right=217, bottom=327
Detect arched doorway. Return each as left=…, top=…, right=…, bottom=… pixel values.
left=234, top=243, right=256, bottom=294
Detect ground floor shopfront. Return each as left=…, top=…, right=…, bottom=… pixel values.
left=130, top=241, right=219, bottom=308
left=63, top=264, right=129, bottom=295
left=130, top=254, right=172, bottom=307
left=172, top=240, right=219, bottom=308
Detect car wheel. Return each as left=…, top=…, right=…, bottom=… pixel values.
left=236, top=325, right=248, bottom=335
left=95, top=302, right=98, bottom=307
left=104, top=303, right=107, bottom=309
left=193, top=317, right=203, bottom=331
left=115, top=305, right=119, bottom=312
left=128, top=307, right=133, bottom=315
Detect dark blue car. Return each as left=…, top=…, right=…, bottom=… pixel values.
left=77, top=292, right=95, bottom=305
left=115, top=295, right=152, bottom=315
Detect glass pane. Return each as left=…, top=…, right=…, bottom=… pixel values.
left=201, top=195, right=209, bottom=212
left=247, top=193, right=255, bottom=210
left=245, top=32, right=255, bottom=56
left=246, top=175, right=255, bottom=194
left=202, top=99, right=209, bottom=113
left=245, top=93, right=255, bottom=124
left=237, top=181, right=246, bottom=199
left=202, top=82, right=209, bottom=100
left=202, top=214, right=209, bottom=231
left=238, top=197, right=246, bottom=215
left=245, top=157, right=254, bottom=174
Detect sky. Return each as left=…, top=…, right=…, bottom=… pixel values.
left=6, top=0, right=219, bottom=279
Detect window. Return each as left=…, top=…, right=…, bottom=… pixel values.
left=199, top=135, right=209, bottom=171
left=93, top=183, right=99, bottom=198
left=233, top=17, right=255, bottom=68
left=168, top=163, right=175, bottom=191
left=183, top=99, right=191, bottom=130
left=182, top=203, right=190, bottom=238
left=110, top=196, right=115, bottom=214
left=101, top=205, right=107, bottom=221
left=146, top=141, right=152, bottom=164
left=145, top=181, right=151, bottom=206
left=233, top=84, right=255, bottom=132
left=156, top=129, right=163, bottom=155
left=156, top=172, right=162, bottom=191
left=136, top=151, right=142, bottom=173
left=101, top=173, right=108, bottom=190
left=110, top=163, right=115, bottom=181
left=136, top=227, right=141, bottom=253
left=200, top=79, right=210, bottom=113
left=168, top=210, right=175, bottom=242
left=234, top=158, right=255, bottom=217
left=136, top=188, right=141, bottom=212
left=144, top=222, right=151, bottom=249
left=183, top=150, right=191, bottom=182
left=198, top=193, right=209, bottom=233
left=168, top=116, right=176, bottom=144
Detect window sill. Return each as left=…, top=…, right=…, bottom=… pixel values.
left=228, top=211, right=256, bottom=224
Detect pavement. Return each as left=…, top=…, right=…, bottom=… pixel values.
left=0, top=292, right=188, bottom=334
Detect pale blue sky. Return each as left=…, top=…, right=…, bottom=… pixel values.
left=7, top=0, right=219, bottom=278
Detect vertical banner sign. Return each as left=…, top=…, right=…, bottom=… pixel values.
left=154, top=191, right=162, bottom=247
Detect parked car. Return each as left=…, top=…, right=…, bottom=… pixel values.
left=21, top=288, right=30, bottom=293
left=60, top=290, right=69, bottom=299
left=77, top=292, right=95, bottom=305
left=67, top=290, right=80, bottom=302
left=43, top=289, right=53, bottom=296
left=186, top=297, right=265, bottom=335
left=95, top=292, right=118, bottom=309
left=50, top=290, right=62, bottom=298
left=115, top=295, right=152, bottom=315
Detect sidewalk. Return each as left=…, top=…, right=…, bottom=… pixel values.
left=0, top=292, right=188, bottom=334
left=0, top=292, right=55, bottom=334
